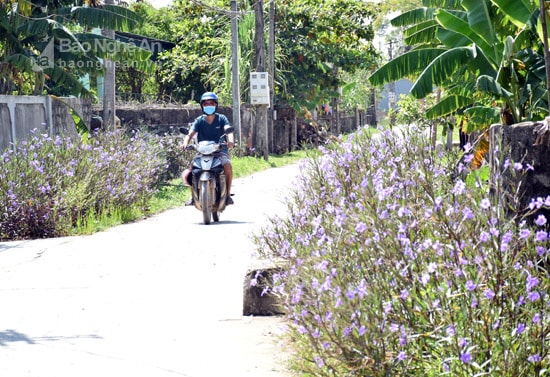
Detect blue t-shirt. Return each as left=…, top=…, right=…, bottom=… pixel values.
left=191, top=114, right=230, bottom=145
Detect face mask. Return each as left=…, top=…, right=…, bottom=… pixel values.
left=203, top=106, right=216, bottom=115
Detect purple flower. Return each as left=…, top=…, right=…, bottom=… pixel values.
left=480, top=198, right=491, bottom=210
left=528, top=291, right=540, bottom=302
left=484, top=288, right=495, bottom=300
left=446, top=325, right=456, bottom=337
left=535, top=214, right=547, bottom=227
left=519, top=229, right=531, bottom=239
left=355, top=221, right=367, bottom=233
left=420, top=273, right=430, bottom=285
left=465, top=280, right=476, bottom=291
left=535, top=230, right=548, bottom=242
left=528, top=354, right=541, bottom=363
left=533, top=313, right=541, bottom=324
left=397, top=351, right=407, bottom=362
left=479, top=231, right=490, bottom=243
left=460, top=352, right=472, bottom=364
left=514, top=323, right=526, bottom=336
left=314, top=355, right=325, bottom=368
left=400, top=289, right=409, bottom=299
left=526, top=275, right=539, bottom=291
left=458, top=337, right=468, bottom=348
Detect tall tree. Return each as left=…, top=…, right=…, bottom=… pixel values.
left=274, top=0, right=378, bottom=110
left=0, top=0, right=152, bottom=97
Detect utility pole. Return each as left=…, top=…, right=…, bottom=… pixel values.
left=230, top=0, right=241, bottom=146
left=388, top=39, right=396, bottom=129
left=268, top=0, right=275, bottom=153
left=103, top=0, right=116, bottom=130
left=254, top=0, right=268, bottom=160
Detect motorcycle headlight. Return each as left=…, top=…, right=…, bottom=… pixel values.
left=197, top=142, right=219, bottom=155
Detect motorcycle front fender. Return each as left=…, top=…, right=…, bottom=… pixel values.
left=200, top=172, right=212, bottom=181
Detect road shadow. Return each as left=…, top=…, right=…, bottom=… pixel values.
left=195, top=220, right=250, bottom=225
left=0, top=329, right=101, bottom=346
left=0, top=330, right=35, bottom=345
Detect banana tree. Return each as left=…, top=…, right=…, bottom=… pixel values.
left=0, top=0, right=153, bottom=98
left=368, top=0, right=546, bottom=133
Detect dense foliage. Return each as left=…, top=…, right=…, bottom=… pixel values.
left=255, top=128, right=549, bottom=376
left=0, top=0, right=151, bottom=97
left=274, top=0, right=378, bottom=109
left=369, top=0, right=547, bottom=131
left=132, top=0, right=378, bottom=109
left=0, top=130, right=168, bottom=240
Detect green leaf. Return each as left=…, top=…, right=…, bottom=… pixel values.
left=410, top=46, right=477, bottom=98
left=68, top=5, right=142, bottom=32
left=435, top=9, right=496, bottom=63
left=368, top=48, right=447, bottom=86
left=491, top=0, right=536, bottom=27
left=46, top=64, right=91, bottom=97
left=425, top=94, right=472, bottom=118
left=6, top=53, right=39, bottom=73
left=476, top=75, right=513, bottom=98
left=341, top=82, right=357, bottom=96
left=404, top=21, right=438, bottom=45
left=391, top=7, right=436, bottom=27
left=436, top=28, right=471, bottom=48
left=462, top=0, right=495, bottom=46
left=463, top=106, right=501, bottom=131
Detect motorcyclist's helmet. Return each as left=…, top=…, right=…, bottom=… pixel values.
left=200, top=92, right=218, bottom=105
left=200, top=92, right=219, bottom=115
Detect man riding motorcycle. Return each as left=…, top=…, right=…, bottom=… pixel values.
left=183, top=92, right=235, bottom=205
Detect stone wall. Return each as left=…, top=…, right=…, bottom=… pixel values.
left=489, top=121, right=550, bottom=223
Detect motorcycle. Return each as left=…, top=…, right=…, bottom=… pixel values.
left=181, top=126, right=234, bottom=225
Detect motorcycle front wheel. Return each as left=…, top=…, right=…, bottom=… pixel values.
left=200, top=180, right=212, bottom=224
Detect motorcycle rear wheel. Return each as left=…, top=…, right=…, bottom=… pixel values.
left=200, top=180, right=211, bottom=224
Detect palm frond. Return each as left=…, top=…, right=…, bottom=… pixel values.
left=425, top=94, right=472, bottom=118
left=411, top=46, right=476, bottom=98
left=491, top=0, right=537, bottom=28
left=368, top=48, right=447, bottom=86
left=391, top=7, right=435, bottom=27
left=476, top=75, right=513, bottom=98
left=436, top=9, right=496, bottom=63
left=462, top=0, right=496, bottom=46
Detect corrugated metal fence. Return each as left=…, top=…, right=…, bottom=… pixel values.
left=0, top=95, right=91, bottom=151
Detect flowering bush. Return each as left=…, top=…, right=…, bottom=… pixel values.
left=0, top=129, right=166, bottom=240
left=255, top=127, right=549, bottom=376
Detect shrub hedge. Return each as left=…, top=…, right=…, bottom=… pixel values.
left=0, top=129, right=170, bottom=240
left=255, top=127, right=549, bottom=376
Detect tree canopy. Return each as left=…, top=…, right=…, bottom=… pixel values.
left=0, top=0, right=151, bottom=96
left=139, top=0, right=379, bottom=109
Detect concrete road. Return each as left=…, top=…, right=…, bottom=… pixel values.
left=0, top=163, right=302, bottom=377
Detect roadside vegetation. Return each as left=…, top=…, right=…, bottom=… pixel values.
left=0, top=129, right=309, bottom=241
left=255, top=127, right=549, bottom=376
